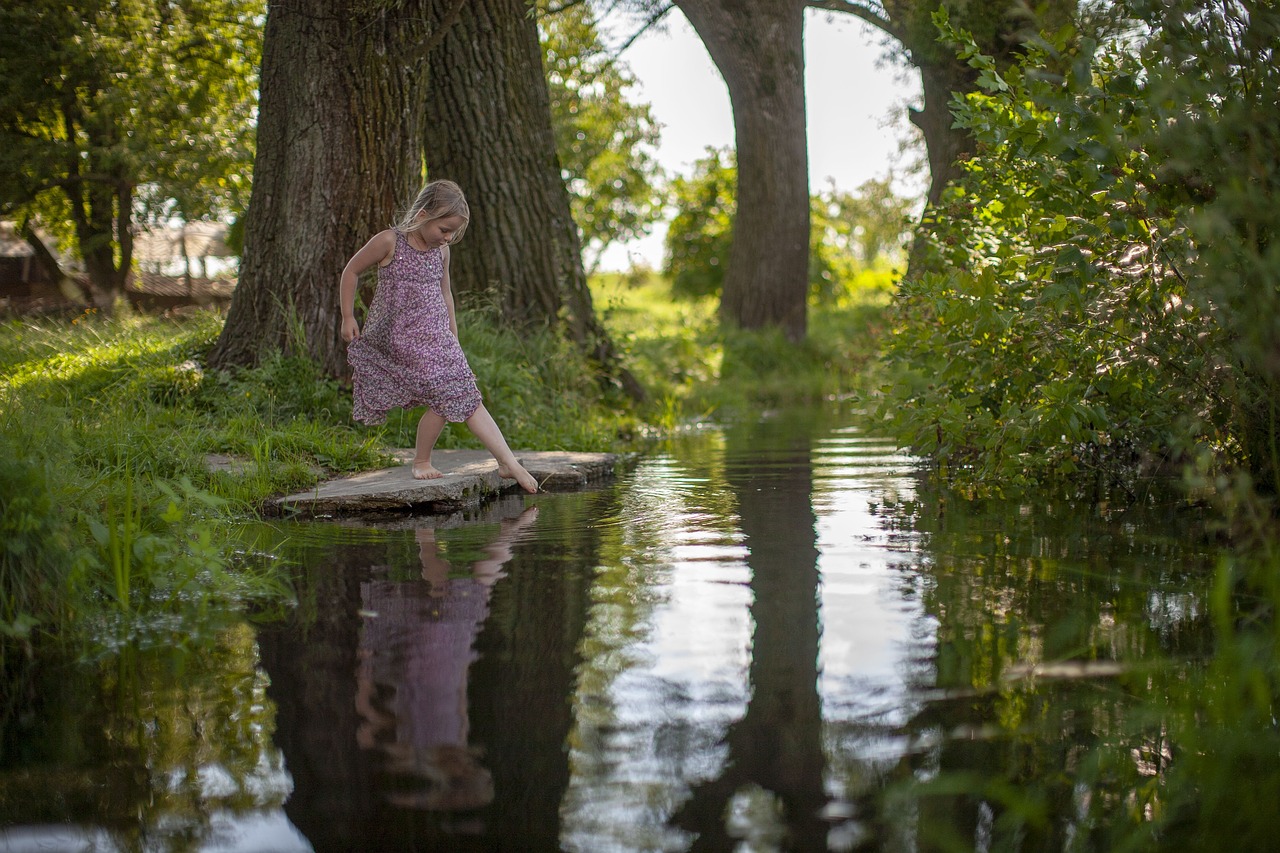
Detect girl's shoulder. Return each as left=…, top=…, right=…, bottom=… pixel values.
left=369, top=228, right=401, bottom=266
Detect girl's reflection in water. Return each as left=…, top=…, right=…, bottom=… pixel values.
left=354, top=505, right=539, bottom=812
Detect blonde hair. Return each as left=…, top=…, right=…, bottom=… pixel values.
left=394, top=179, right=470, bottom=243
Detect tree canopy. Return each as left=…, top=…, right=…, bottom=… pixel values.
left=0, top=0, right=262, bottom=306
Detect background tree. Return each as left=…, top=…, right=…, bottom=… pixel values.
left=663, top=148, right=863, bottom=303
left=664, top=149, right=736, bottom=301
left=540, top=2, right=665, bottom=273
left=673, top=0, right=812, bottom=341
left=423, top=0, right=642, bottom=397
left=822, top=176, right=915, bottom=267
left=618, top=0, right=1079, bottom=325
left=0, top=0, right=261, bottom=310
left=208, top=0, right=462, bottom=375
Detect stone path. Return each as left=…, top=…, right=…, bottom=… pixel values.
left=273, top=449, right=623, bottom=517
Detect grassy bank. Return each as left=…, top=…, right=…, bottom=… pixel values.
left=0, top=301, right=640, bottom=656
left=594, top=266, right=895, bottom=427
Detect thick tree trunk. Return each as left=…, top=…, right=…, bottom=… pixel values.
left=68, top=153, right=131, bottom=311
left=910, top=62, right=977, bottom=207
left=677, top=0, right=811, bottom=341
left=422, top=0, right=643, bottom=398
left=208, top=1, right=444, bottom=376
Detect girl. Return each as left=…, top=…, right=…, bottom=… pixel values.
left=340, top=180, right=538, bottom=494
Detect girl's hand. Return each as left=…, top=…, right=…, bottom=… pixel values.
left=341, top=316, right=360, bottom=343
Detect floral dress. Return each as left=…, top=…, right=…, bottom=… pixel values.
left=348, top=233, right=482, bottom=424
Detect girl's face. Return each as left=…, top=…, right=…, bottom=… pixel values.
left=415, top=214, right=466, bottom=248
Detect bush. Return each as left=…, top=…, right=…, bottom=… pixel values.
left=879, top=3, right=1278, bottom=496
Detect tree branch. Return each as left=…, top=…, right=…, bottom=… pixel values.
left=611, top=2, right=675, bottom=58
left=806, top=0, right=900, bottom=40
left=538, top=0, right=592, bottom=16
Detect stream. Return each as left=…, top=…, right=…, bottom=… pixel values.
left=0, top=406, right=1223, bottom=851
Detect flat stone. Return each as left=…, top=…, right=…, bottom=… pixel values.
left=273, top=449, right=624, bottom=517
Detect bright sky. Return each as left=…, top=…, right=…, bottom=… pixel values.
left=597, top=7, right=924, bottom=271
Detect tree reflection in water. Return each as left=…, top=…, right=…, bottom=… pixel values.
left=259, top=491, right=613, bottom=851
left=672, top=415, right=828, bottom=849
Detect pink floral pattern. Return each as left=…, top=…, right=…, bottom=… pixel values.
left=348, top=233, right=482, bottom=424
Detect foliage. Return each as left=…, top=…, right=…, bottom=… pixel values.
left=818, top=176, right=917, bottom=268
left=878, top=2, right=1280, bottom=496
left=540, top=1, right=665, bottom=270
left=663, top=149, right=737, bottom=301
left=0, top=0, right=262, bottom=292
left=663, top=149, right=910, bottom=304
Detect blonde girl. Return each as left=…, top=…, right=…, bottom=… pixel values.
left=340, top=180, right=537, bottom=493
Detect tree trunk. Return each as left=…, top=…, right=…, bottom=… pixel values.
left=423, top=0, right=643, bottom=397
left=20, top=218, right=88, bottom=304
left=910, top=61, right=977, bottom=207
left=677, top=0, right=811, bottom=341
left=68, top=150, right=131, bottom=311
left=208, top=1, right=446, bottom=376
left=876, top=0, right=1076, bottom=276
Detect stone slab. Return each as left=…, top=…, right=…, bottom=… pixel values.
left=273, top=449, right=624, bottom=517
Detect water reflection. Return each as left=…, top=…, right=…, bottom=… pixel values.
left=670, top=416, right=827, bottom=849
left=354, top=507, right=538, bottom=812
left=0, top=626, right=308, bottom=852
left=0, top=407, right=1238, bottom=851
left=257, top=492, right=612, bottom=850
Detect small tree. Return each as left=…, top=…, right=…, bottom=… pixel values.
left=0, top=0, right=261, bottom=309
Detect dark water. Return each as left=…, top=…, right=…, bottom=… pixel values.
left=0, top=408, right=1223, bottom=851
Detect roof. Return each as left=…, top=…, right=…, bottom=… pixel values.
left=0, top=222, right=35, bottom=258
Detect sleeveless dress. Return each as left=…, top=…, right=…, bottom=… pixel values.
left=348, top=233, right=483, bottom=424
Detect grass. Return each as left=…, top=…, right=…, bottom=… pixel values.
left=592, top=264, right=895, bottom=426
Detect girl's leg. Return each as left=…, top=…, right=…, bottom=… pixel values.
left=464, top=404, right=538, bottom=493
left=412, top=409, right=447, bottom=479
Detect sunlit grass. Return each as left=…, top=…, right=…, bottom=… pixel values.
left=590, top=265, right=895, bottom=426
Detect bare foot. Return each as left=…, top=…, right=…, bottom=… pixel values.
left=496, top=461, right=539, bottom=494
left=412, top=460, right=443, bottom=479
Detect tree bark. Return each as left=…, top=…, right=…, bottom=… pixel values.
left=208, top=0, right=445, bottom=376
left=676, top=0, right=811, bottom=341
left=422, top=0, right=643, bottom=397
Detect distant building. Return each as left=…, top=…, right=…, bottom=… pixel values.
left=133, top=221, right=237, bottom=281
left=0, top=221, right=63, bottom=302
left=1, top=221, right=238, bottom=314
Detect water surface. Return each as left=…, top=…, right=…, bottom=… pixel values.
left=0, top=407, right=1222, bottom=851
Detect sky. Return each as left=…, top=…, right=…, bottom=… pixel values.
left=596, top=7, right=925, bottom=271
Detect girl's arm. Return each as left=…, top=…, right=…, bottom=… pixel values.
left=441, top=245, right=459, bottom=339
left=339, top=229, right=397, bottom=342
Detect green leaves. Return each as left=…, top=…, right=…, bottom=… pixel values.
left=540, top=2, right=664, bottom=270
left=0, top=0, right=263, bottom=286
left=879, top=4, right=1258, bottom=495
